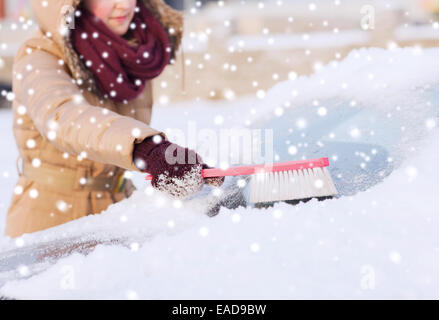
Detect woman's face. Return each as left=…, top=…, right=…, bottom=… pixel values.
left=84, top=0, right=137, bottom=36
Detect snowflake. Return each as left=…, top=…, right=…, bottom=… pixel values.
left=26, top=139, right=36, bottom=149
left=405, top=166, right=418, bottom=181
left=159, top=95, right=169, bottom=105
left=296, top=118, right=307, bottom=129
left=199, top=227, right=209, bottom=237
left=147, top=135, right=162, bottom=145
left=128, top=128, right=141, bottom=140
left=250, top=243, right=260, bottom=253
left=14, top=185, right=24, bottom=195
left=256, top=90, right=265, bottom=99
left=125, top=290, right=139, bottom=300
left=317, top=107, right=327, bottom=116
left=15, top=238, right=25, bottom=247
left=212, top=188, right=222, bottom=197
left=32, top=158, right=41, bottom=168
left=29, top=188, right=39, bottom=199
left=389, top=251, right=402, bottom=264
left=272, top=209, right=283, bottom=219
left=173, top=200, right=183, bottom=208
left=314, top=179, right=324, bottom=189
left=73, top=94, right=84, bottom=104
left=17, top=265, right=30, bottom=277
left=273, top=105, right=286, bottom=117
left=6, top=92, right=15, bottom=101
left=350, top=128, right=361, bottom=138
left=231, top=213, right=241, bottom=223
left=167, top=220, right=175, bottom=228
left=426, top=118, right=436, bottom=130
left=144, top=186, right=154, bottom=196
left=214, top=115, right=224, bottom=125
left=288, top=146, right=298, bottom=155
left=56, top=200, right=69, bottom=212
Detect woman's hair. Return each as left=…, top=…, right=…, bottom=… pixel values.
left=122, top=28, right=139, bottom=47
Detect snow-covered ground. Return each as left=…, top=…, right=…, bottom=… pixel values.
left=0, top=47, right=438, bottom=299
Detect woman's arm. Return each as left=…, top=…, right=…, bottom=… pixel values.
left=12, top=47, right=166, bottom=172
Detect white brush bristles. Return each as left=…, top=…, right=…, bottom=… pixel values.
left=249, top=167, right=338, bottom=203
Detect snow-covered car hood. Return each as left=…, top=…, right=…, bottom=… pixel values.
left=1, top=47, right=438, bottom=299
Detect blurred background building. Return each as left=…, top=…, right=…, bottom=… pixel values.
left=1, top=0, right=439, bottom=108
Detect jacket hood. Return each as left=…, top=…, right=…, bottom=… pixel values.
left=29, top=0, right=184, bottom=100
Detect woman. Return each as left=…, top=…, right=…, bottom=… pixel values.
left=4, top=0, right=223, bottom=238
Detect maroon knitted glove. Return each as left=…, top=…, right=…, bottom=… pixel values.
left=133, top=135, right=224, bottom=199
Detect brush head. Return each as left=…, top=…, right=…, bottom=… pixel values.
left=144, top=157, right=338, bottom=204
left=248, top=167, right=338, bottom=203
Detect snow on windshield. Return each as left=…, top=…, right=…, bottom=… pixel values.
left=0, top=47, right=438, bottom=299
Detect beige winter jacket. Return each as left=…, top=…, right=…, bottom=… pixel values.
left=4, top=0, right=183, bottom=238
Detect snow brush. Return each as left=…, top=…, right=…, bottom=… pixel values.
left=144, top=157, right=338, bottom=203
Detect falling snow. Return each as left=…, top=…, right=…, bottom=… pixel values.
left=0, top=0, right=439, bottom=300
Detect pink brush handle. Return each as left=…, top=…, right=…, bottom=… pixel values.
left=144, top=157, right=329, bottom=180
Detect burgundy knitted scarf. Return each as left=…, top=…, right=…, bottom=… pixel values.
left=71, top=1, right=171, bottom=102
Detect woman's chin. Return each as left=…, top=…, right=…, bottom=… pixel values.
left=109, top=23, right=130, bottom=36
left=115, top=29, right=129, bottom=36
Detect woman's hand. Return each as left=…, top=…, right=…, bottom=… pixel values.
left=133, top=135, right=224, bottom=199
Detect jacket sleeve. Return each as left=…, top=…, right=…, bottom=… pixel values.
left=12, top=47, right=167, bottom=172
